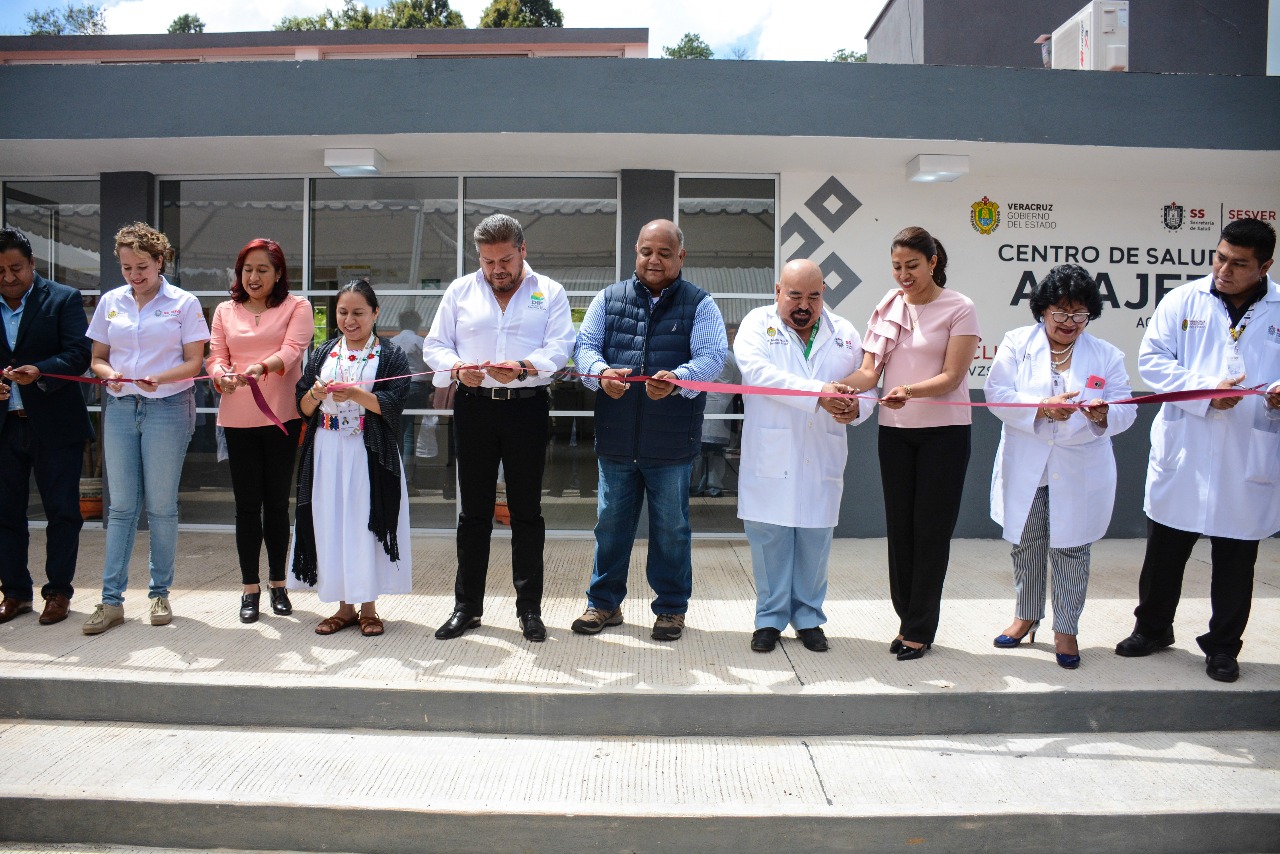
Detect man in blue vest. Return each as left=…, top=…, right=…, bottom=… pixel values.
left=572, top=219, right=727, bottom=641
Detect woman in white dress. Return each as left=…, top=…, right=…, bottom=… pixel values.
left=290, top=279, right=412, bottom=636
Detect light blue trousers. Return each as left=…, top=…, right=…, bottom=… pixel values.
left=744, top=520, right=833, bottom=631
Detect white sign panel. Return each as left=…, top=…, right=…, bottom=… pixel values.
left=780, top=172, right=1277, bottom=389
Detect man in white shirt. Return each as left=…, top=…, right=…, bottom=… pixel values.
left=1115, top=218, right=1280, bottom=683
left=424, top=215, right=575, bottom=642
left=735, top=259, right=871, bottom=653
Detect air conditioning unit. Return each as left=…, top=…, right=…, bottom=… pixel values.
left=1050, top=1, right=1129, bottom=71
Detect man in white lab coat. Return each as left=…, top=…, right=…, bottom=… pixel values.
left=735, top=260, right=872, bottom=653
left=1115, top=218, right=1280, bottom=683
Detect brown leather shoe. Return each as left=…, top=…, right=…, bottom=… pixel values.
left=39, top=594, right=71, bottom=625
left=0, top=598, right=34, bottom=623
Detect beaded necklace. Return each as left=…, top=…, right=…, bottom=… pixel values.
left=325, top=336, right=379, bottom=434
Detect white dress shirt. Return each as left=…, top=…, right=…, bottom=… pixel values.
left=86, top=277, right=210, bottom=398
left=423, top=265, right=575, bottom=389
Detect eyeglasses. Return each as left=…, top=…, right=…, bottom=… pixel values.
left=1048, top=311, right=1090, bottom=324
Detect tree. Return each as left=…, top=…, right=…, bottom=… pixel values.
left=25, top=3, right=107, bottom=35
left=662, top=32, right=712, bottom=60
left=479, top=0, right=563, bottom=28
left=275, top=0, right=465, bottom=31
left=728, top=46, right=752, bottom=60
left=831, top=48, right=867, bottom=63
left=168, top=14, right=206, bottom=34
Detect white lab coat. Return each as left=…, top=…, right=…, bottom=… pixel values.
left=986, top=325, right=1137, bottom=547
left=735, top=305, right=871, bottom=529
left=1140, top=274, right=1280, bottom=541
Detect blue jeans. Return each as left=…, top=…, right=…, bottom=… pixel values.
left=744, top=521, right=833, bottom=631
left=587, top=457, right=693, bottom=615
left=100, top=391, right=195, bottom=606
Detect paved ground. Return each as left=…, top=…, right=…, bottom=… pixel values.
left=1, top=532, right=1276, bottom=696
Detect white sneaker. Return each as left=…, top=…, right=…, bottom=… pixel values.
left=149, top=597, right=172, bottom=626
left=82, top=603, right=124, bottom=635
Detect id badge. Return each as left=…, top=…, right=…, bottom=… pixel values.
left=1225, top=349, right=1245, bottom=379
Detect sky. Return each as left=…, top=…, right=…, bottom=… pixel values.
left=0, top=0, right=1276, bottom=70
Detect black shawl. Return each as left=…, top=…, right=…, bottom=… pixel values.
left=290, top=336, right=410, bottom=587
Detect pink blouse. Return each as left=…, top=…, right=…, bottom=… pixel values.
left=872, top=287, right=981, bottom=429
left=206, top=294, right=314, bottom=428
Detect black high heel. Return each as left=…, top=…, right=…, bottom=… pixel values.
left=896, top=642, right=931, bottom=661
left=239, top=592, right=261, bottom=624
left=269, top=586, right=293, bottom=616
left=889, top=637, right=904, bottom=654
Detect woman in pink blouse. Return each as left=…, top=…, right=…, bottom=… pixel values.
left=206, top=239, right=313, bottom=623
left=842, top=227, right=981, bottom=660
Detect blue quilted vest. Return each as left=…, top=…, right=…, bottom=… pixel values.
left=593, top=276, right=710, bottom=465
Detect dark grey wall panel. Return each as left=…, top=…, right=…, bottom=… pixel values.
left=3, top=58, right=1276, bottom=151
left=620, top=169, right=675, bottom=255
left=98, top=171, right=154, bottom=290
left=871, top=0, right=1270, bottom=75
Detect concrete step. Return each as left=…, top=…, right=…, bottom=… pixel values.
left=2, top=535, right=1278, bottom=737
left=1, top=719, right=1277, bottom=854
left=0, top=847, right=354, bottom=854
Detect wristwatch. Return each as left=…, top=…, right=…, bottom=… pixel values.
left=516, top=361, right=530, bottom=382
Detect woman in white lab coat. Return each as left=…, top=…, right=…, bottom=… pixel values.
left=985, top=264, right=1137, bottom=669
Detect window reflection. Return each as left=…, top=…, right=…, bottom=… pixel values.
left=3, top=180, right=100, bottom=291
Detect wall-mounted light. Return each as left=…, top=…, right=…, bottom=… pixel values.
left=324, top=148, right=386, bottom=177
left=906, top=154, right=969, bottom=183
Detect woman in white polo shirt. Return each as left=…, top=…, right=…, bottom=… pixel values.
left=82, top=222, right=210, bottom=635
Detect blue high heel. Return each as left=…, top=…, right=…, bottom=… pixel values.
left=1056, top=652, right=1081, bottom=669
left=993, top=620, right=1040, bottom=648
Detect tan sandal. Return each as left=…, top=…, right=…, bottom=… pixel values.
left=359, top=614, right=384, bottom=636
left=315, top=612, right=358, bottom=635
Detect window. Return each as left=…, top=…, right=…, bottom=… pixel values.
left=3, top=180, right=100, bottom=291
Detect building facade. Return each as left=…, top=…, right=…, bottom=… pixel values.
left=2, top=31, right=1277, bottom=536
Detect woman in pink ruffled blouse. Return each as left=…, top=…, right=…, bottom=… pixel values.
left=841, top=226, right=981, bottom=661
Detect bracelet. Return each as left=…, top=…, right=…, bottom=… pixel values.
left=904, top=385, right=913, bottom=398
left=308, top=389, right=320, bottom=402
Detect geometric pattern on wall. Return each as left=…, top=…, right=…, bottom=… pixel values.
left=780, top=212, right=823, bottom=262
left=804, top=175, right=862, bottom=232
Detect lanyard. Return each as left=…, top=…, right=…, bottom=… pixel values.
left=1229, top=300, right=1257, bottom=343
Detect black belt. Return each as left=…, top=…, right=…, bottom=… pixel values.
left=458, top=384, right=546, bottom=401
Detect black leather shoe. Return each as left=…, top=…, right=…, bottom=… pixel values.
left=519, top=613, right=547, bottom=642
left=896, top=642, right=931, bottom=661
left=239, top=592, right=260, bottom=624
left=1114, top=630, right=1174, bottom=657
left=797, top=627, right=829, bottom=652
left=269, top=586, right=292, bottom=616
left=889, top=637, right=904, bottom=654
left=435, top=610, right=481, bottom=640
left=751, top=627, right=781, bottom=652
left=1205, top=653, right=1240, bottom=683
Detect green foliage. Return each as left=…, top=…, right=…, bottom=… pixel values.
left=662, top=32, right=713, bottom=60
left=25, top=3, right=107, bottom=35
left=830, top=48, right=867, bottom=63
left=274, top=0, right=465, bottom=31
left=167, top=13, right=206, bottom=34
left=479, top=0, right=563, bottom=28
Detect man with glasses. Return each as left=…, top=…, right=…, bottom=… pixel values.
left=1115, top=218, right=1280, bottom=683
left=0, top=226, right=93, bottom=626
left=424, top=214, right=575, bottom=642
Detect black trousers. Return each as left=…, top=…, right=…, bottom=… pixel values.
left=224, top=419, right=303, bottom=585
left=878, top=424, right=971, bottom=645
left=1133, top=519, right=1258, bottom=657
left=0, top=416, right=83, bottom=601
left=453, top=387, right=549, bottom=617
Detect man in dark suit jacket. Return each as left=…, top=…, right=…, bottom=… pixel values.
left=0, top=227, right=93, bottom=625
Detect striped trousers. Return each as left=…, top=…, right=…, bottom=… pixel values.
left=1009, top=485, right=1092, bottom=635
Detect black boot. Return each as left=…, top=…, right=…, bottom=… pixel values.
left=269, top=586, right=293, bottom=616
left=239, top=591, right=261, bottom=624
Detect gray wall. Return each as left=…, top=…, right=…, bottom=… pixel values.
left=867, top=0, right=1268, bottom=75
left=4, top=58, right=1277, bottom=152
